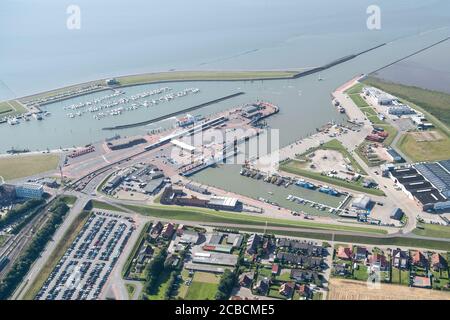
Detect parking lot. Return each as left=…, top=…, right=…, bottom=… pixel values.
left=35, top=211, right=135, bottom=300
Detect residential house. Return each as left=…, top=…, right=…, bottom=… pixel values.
left=150, top=221, right=163, bottom=240
left=276, top=252, right=324, bottom=270
left=353, top=246, right=368, bottom=261
left=411, top=250, right=428, bottom=268
left=431, top=253, right=448, bottom=271
left=290, top=269, right=321, bottom=286
left=279, top=282, right=295, bottom=297
left=336, top=246, right=353, bottom=260
left=246, top=234, right=261, bottom=255
left=392, top=249, right=409, bottom=269
left=271, top=264, right=280, bottom=276
left=333, top=264, right=350, bottom=276
left=239, top=272, right=254, bottom=288
left=253, top=278, right=270, bottom=295
left=277, top=239, right=325, bottom=257
left=369, top=253, right=388, bottom=271
left=161, top=223, right=175, bottom=239
left=297, top=284, right=312, bottom=300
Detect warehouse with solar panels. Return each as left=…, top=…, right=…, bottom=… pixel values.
left=390, top=160, right=450, bottom=212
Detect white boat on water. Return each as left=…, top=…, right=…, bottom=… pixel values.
left=7, top=118, right=20, bottom=125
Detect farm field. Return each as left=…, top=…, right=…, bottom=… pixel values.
left=328, top=278, right=450, bottom=300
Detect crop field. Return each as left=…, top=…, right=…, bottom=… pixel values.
left=328, top=278, right=450, bottom=300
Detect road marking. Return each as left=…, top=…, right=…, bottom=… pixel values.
left=102, top=155, right=111, bottom=164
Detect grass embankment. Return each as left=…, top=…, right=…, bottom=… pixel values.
left=118, top=202, right=387, bottom=235
left=89, top=199, right=123, bottom=212
left=116, top=70, right=299, bottom=86
left=235, top=227, right=450, bottom=251
left=22, top=211, right=91, bottom=300
left=280, top=161, right=385, bottom=196
left=412, top=223, right=450, bottom=239
left=363, top=76, right=450, bottom=162
left=349, top=93, right=369, bottom=109
left=0, top=154, right=60, bottom=181
left=59, top=195, right=77, bottom=206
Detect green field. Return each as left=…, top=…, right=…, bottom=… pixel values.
left=360, top=107, right=377, bottom=116
left=413, top=223, right=450, bottom=239
left=391, top=268, right=410, bottom=285
left=22, top=211, right=91, bottom=300
left=0, top=154, right=60, bottom=181
left=353, top=265, right=369, bottom=281
left=367, top=115, right=385, bottom=125
left=397, top=133, right=450, bottom=162
left=349, top=93, right=369, bottom=108
left=185, top=281, right=219, bottom=300
left=120, top=202, right=388, bottom=235
left=280, top=161, right=385, bottom=196
left=345, top=83, right=365, bottom=95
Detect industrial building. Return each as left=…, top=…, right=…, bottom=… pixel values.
left=390, top=164, right=450, bottom=212
left=106, top=137, right=147, bottom=150
left=207, top=196, right=239, bottom=211
left=388, top=105, right=416, bottom=116
left=15, top=182, right=44, bottom=199
left=363, top=87, right=395, bottom=105
left=351, top=195, right=371, bottom=210
left=386, top=148, right=405, bottom=163
left=191, top=251, right=238, bottom=267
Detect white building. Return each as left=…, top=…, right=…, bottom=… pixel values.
left=352, top=195, right=371, bottom=210
left=363, top=87, right=394, bottom=106
left=388, top=105, right=416, bottom=116
left=15, top=183, right=44, bottom=199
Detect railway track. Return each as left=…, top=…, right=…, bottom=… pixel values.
left=0, top=199, right=55, bottom=278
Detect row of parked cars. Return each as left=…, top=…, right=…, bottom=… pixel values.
left=35, top=211, right=135, bottom=300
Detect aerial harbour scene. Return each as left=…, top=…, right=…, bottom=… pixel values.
left=1, top=0, right=450, bottom=309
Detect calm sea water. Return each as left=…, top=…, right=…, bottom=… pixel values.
left=1, top=0, right=450, bottom=99
left=1, top=0, right=449, bottom=195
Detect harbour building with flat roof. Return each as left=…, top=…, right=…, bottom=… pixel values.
left=15, top=183, right=44, bottom=199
